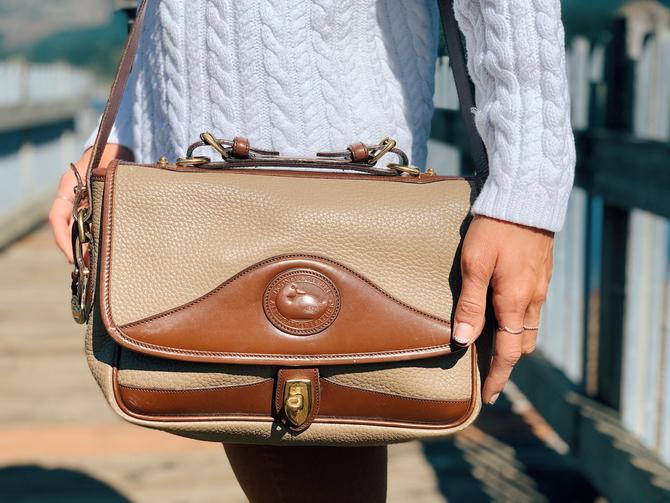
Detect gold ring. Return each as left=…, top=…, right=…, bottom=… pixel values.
left=523, top=325, right=539, bottom=331
left=496, top=326, right=524, bottom=335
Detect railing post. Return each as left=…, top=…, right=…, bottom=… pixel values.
left=594, top=13, right=635, bottom=410
left=115, top=0, right=137, bottom=31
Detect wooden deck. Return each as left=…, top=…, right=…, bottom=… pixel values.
left=0, top=226, right=599, bottom=502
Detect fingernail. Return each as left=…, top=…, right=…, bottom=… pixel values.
left=488, top=393, right=500, bottom=405
left=453, top=323, right=474, bottom=345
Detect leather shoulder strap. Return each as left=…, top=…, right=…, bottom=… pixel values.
left=438, top=0, right=489, bottom=180
left=83, top=0, right=150, bottom=218
left=85, top=0, right=488, bottom=195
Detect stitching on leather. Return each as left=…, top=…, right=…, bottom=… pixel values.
left=274, top=370, right=285, bottom=413
left=118, top=378, right=274, bottom=393
left=109, top=343, right=481, bottom=430
left=101, top=164, right=457, bottom=361
left=321, top=379, right=470, bottom=405
left=312, top=368, right=320, bottom=417
left=110, top=333, right=456, bottom=360
left=262, top=269, right=341, bottom=335
left=106, top=161, right=474, bottom=184
left=119, top=254, right=450, bottom=328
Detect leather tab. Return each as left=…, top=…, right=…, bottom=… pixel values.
left=275, top=368, right=320, bottom=432
left=348, top=142, right=369, bottom=163
left=232, top=137, right=250, bottom=158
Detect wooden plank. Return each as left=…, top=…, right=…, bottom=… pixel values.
left=660, top=275, right=670, bottom=465
left=621, top=28, right=670, bottom=455
left=539, top=190, right=586, bottom=383
left=596, top=205, right=628, bottom=410
left=568, top=37, right=591, bottom=130
left=513, top=354, right=670, bottom=503
left=0, top=102, right=82, bottom=134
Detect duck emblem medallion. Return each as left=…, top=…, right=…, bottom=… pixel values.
left=263, top=268, right=340, bottom=335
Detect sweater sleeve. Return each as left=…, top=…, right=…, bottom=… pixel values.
left=453, top=0, right=576, bottom=232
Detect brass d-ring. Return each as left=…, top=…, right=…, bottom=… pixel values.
left=367, top=137, right=396, bottom=165
left=176, top=156, right=211, bottom=167
left=76, top=208, right=89, bottom=245
left=387, top=163, right=421, bottom=177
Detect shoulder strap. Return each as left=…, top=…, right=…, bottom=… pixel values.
left=438, top=0, right=489, bottom=180
left=84, top=0, right=488, bottom=209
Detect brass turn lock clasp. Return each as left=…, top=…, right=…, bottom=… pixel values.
left=283, top=379, right=312, bottom=428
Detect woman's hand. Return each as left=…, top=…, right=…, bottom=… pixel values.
left=49, top=144, right=134, bottom=262
left=453, top=215, right=554, bottom=405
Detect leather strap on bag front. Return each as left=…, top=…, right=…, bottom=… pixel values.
left=81, top=0, right=489, bottom=215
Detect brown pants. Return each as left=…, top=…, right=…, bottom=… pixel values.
left=224, top=444, right=388, bottom=503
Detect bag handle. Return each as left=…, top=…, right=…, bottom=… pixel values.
left=80, top=0, right=488, bottom=214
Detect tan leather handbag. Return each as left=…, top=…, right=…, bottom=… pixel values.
left=69, top=0, right=492, bottom=445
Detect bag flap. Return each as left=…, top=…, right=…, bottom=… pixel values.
left=99, top=163, right=477, bottom=365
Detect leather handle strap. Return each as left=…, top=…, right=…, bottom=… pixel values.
left=82, top=0, right=150, bottom=218
left=83, top=0, right=489, bottom=213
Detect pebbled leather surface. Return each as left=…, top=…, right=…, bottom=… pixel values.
left=106, top=165, right=475, bottom=325
left=321, top=350, right=472, bottom=401
left=117, top=349, right=275, bottom=390
left=84, top=170, right=482, bottom=445
left=111, top=255, right=454, bottom=365
left=106, top=367, right=481, bottom=446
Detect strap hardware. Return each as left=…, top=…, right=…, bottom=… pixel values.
left=70, top=207, right=91, bottom=324
left=367, top=137, right=396, bottom=165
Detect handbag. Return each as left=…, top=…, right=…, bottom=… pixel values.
left=69, top=0, right=492, bottom=445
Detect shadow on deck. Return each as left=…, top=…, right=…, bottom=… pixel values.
left=0, top=226, right=600, bottom=502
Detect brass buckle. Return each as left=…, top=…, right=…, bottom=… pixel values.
left=70, top=208, right=91, bottom=324
left=283, top=379, right=313, bottom=428
left=367, top=137, right=396, bottom=165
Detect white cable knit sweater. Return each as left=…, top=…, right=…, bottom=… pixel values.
left=85, top=0, right=575, bottom=231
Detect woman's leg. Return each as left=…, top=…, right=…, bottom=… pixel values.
left=224, top=443, right=388, bottom=503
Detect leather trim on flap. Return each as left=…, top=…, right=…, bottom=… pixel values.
left=103, top=253, right=455, bottom=365
left=100, top=162, right=465, bottom=366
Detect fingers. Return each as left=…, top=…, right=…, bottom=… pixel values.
left=48, top=197, right=74, bottom=263
left=483, top=325, right=524, bottom=405
left=482, top=276, right=534, bottom=404
left=522, top=300, right=542, bottom=355
left=452, top=247, right=496, bottom=347
left=522, top=270, right=550, bottom=355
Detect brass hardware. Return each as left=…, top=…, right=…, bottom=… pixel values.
left=70, top=208, right=91, bottom=324
left=76, top=208, right=89, bottom=245
left=283, top=379, right=312, bottom=427
left=387, top=163, right=421, bottom=177
left=367, top=137, right=397, bottom=165
left=424, top=168, right=436, bottom=177
left=176, top=156, right=211, bottom=167
left=200, top=131, right=230, bottom=159
left=70, top=265, right=90, bottom=324
left=157, top=156, right=169, bottom=166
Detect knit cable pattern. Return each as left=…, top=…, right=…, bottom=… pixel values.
left=87, top=0, right=574, bottom=232
left=454, top=0, right=575, bottom=231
